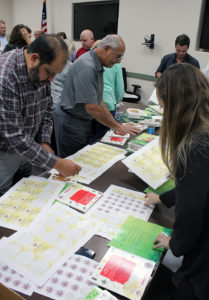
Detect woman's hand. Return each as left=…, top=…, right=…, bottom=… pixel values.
left=144, top=192, right=161, bottom=206
left=152, top=233, right=171, bottom=250
left=20, top=27, right=32, bottom=45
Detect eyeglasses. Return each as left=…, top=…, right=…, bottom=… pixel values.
left=115, top=54, right=123, bottom=61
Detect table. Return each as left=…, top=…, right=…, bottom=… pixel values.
left=0, top=101, right=174, bottom=300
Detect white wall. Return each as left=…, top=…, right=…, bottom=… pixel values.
left=3, top=0, right=209, bottom=103
left=0, top=0, right=13, bottom=34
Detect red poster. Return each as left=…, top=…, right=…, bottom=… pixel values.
left=100, top=255, right=136, bottom=284
left=70, top=190, right=96, bottom=205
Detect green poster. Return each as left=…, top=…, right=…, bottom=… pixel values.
left=108, top=216, right=172, bottom=263
left=144, top=178, right=175, bottom=195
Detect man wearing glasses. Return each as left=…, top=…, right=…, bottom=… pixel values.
left=54, top=34, right=140, bottom=158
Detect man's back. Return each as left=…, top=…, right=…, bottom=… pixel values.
left=60, top=49, right=103, bottom=120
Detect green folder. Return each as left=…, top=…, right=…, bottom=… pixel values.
left=144, top=178, right=175, bottom=195
left=108, top=216, right=172, bottom=263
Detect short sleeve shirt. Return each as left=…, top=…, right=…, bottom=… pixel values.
left=156, top=52, right=200, bottom=75
left=60, top=49, right=104, bottom=121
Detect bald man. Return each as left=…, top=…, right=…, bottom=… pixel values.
left=54, top=34, right=141, bottom=157
left=75, top=29, right=94, bottom=60
left=34, top=28, right=45, bottom=39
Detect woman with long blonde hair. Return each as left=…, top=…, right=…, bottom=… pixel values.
left=145, top=63, right=209, bottom=300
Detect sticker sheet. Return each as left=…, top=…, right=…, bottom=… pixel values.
left=0, top=176, right=63, bottom=232
left=90, top=247, right=155, bottom=300
left=101, top=130, right=130, bottom=146
left=86, top=210, right=123, bottom=240
left=0, top=260, right=34, bottom=296
left=88, top=185, right=154, bottom=222
left=67, top=143, right=127, bottom=184
left=35, top=254, right=98, bottom=300
left=0, top=203, right=102, bottom=286
left=84, top=286, right=118, bottom=300
left=123, top=137, right=170, bottom=189
left=57, top=182, right=103, bottom=213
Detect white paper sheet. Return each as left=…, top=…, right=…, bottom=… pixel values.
left=0, top=176, right=63, bottom=232
left=86, top=210, right=123, bottom=240
left=148, top=88, right=158, bottom=105
left=0, top=203, right=102, bottom=286
left=122, top=138, right=169, bottom=189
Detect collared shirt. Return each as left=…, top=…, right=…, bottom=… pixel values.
left=0, top=35, right=8, bottom=52
left=155, top=52, right=200, bottom=75
left=75, top=46, right=88, bottom=60
left=60, top=48, right=104, bottom=121
left=0, top=48, right=57, bottom=169
left=103, top=63, right=124, bottom=111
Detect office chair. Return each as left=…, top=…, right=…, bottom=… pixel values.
left=122, top=67, right=141, bottom=103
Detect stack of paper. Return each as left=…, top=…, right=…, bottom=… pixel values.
left=126, top=108, right=151, bottom=120
left=145, top=105, right=163, bottom=116
left=90, top=247, right=155, bottom=300
left=126, top=133, right=158, bottom=153
left=101, top=130, right=130, bottom=146
left=57, top=182, right=103, bottom=213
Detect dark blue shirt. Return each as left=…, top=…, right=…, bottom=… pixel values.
left=155, top=52, right=200, bottom=75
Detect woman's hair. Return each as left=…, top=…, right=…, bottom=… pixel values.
left=64, top=38, right=75, bottom=59
left=9, top=24, right=28, bottom=46
left=156, top=63, right=209, bottom=177
left=57, top=32, right=67, bottom=39
left=92, top=40, right=101, bottom=49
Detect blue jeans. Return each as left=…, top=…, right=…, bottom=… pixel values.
left=0, top=151, right=32, bottom=196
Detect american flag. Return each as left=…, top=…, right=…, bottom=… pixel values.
left=41, top=0, right=47, bottom=33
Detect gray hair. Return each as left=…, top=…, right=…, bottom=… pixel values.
left=98, top=34, right=121, bottom=49
left=0, top=20, right=6, bottom=24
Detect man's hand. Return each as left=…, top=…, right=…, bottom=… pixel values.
left=40, top=143, right=54, bottom=155
left=115, top=124, right=141, bottom=136
left=54, top=158, right=81, bottom=176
